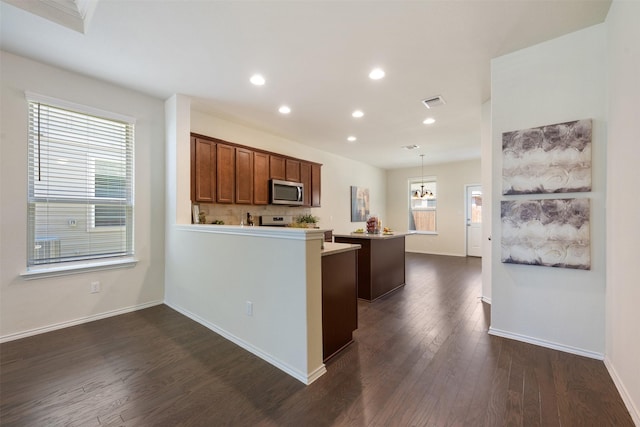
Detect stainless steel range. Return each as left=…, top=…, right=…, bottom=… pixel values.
left=259, top=215, right=293, bottom=227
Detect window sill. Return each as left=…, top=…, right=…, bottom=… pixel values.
left=20, top=257, right=138, bottom=280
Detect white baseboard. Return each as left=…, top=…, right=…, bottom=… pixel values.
left=604, top=357, right=640, bottom=426
left=165, top=301, right=326, bottom=385
left=0, top=300, right=164, bottom=343
left=488, top=327, right=605, bottom=360
left=405, top=250, right=467, bottom=257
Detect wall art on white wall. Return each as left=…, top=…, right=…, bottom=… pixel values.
left=502, top=119, right=592, bottom=195
left=501, top=198, right=590, bottom=270
left=350, top=186, right=370, bottom=222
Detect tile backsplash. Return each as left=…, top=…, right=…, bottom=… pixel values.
left=194, top=203, right=313, bottom=226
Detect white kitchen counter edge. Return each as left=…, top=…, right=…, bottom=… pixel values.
left=321, top=242, right=361, bottom=256
left=175, top=224, right=327, bottom=240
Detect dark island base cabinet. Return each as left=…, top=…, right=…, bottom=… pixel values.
left=333, top=235, right=406, bottom=301
left=322, top=249, right=358, bottom=362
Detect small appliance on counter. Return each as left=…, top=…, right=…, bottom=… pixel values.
left=259, top=215, right=293, bottom=227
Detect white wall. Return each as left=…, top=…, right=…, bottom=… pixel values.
left=490, top=25, right=607, bottom=356
left=191, top=110, right=387, bottom=233
left=0, top=51, right=166, bottom=339
left=605, top=1, right=640, bottom=423
left=387, top=158, right=481, bottom=256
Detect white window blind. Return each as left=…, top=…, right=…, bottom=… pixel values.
left=27, top=95, right=135, bottom=266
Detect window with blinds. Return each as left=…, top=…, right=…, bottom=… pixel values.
left=27, top=94, right=135, bottom=266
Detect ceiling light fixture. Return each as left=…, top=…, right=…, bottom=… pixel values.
left=402, top=144, right=420, bottom=150
left=347, top=136, right=357, bottom=142
left=369, top=68, right=385, bottom=80
left=250, top=74, right=265, bottom=86
left=278, top=105, right=291, bottom=114
left=352, top=110, right=364, bottom=118
left=423, top=117, right=436, bottom=125
left=413, top=154, right=434, bottom=199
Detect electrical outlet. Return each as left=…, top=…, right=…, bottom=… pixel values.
left=90, top=281, right=101, bottom=293
left=246, top=301, right=253, bottom=317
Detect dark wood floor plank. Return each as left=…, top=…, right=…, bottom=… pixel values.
left=0, top=253, right=634, bottom=426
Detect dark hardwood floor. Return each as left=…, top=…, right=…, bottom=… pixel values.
left=0, top=253, right=633, bottom=426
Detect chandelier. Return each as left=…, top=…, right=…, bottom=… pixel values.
left=413, top=154, right=434, bottom=199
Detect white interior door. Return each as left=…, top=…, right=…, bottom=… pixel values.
left=466, top=185, right=482, bottom=257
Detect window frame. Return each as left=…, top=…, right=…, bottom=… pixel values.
left=408, top=176, right=438, bottom=235
left=25, top=92, right=136, bottom=270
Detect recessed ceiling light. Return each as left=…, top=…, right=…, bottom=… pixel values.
left=423, top=117, right=436, bottom=125
left=250, top=74, right=265, bottom=86
left=369, top=68, right=385, bottom=80
left=352, top=110, right=364, bottom=118
left=279, top=105, right=291, bottom=114
left=347, top=136, right=357, bottom=142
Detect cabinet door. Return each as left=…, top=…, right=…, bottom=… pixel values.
left=270, top=155, right=285, bottom=180
left=253, top=152, right=269, bottom=205
left=217, top=143, right=235, bottom=203
left=235, top=147, right=253, bottom=205
left=192, top=137, right=216, bottom=203
left=311, top=163, right=322, bottom=207
left=285, top=158, right=301, bottom=182
left=300, top=161, right=311, bottom=206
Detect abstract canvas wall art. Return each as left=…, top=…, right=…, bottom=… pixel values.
left=502, top=119, right=592, bottom=195
left=501, top=198, right=590, bottom=270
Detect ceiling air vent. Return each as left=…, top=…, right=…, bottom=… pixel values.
left=422, top=95, right=446, bottom=109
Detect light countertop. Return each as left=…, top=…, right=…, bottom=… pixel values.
left=333, top=232, right=407, bottom=240
left=321, top=242, right=361, bottom=256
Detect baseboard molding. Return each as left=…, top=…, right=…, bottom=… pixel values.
left=604, top=357, right=640, bottom=426
left=405, top=250, right=466, bottom=257
left=481, top=296, right=492, bottom=304
left=165, top=301, right=326, bottom=385
left=488, top=327, right=605, bottom=360
left=0, top=300, right=164, bottom=343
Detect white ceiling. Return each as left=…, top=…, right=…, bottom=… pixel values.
left=0, top=0, right=611, bottom=169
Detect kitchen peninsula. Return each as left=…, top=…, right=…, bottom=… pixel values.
left=334, top=233, right=406, bottom=301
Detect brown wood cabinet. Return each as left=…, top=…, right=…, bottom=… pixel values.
left=285, top=158, right=301, bottom=182
left=311, top=163, right=322, bottom=207
left=269, top=155, right=285, bottom=180
left=253, top=152, right=269, bottom=205
left=300, top=162, right=311, bottom=206
left=322, top=248, right=358, bottom=361
left=333, top=234, right=406, bottom=301
left=216, top=143, right=235, bottom=203
left=190, top=133, right=322, bottom=207
left=191, top=137, right=216, bottom=203
left=235, top=147, right=253, bottom=204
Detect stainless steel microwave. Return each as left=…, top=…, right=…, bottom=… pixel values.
left=270, top=179, right=304, bottom=205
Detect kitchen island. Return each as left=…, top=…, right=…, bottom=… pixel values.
left=334, top=233, right=406, bottom=301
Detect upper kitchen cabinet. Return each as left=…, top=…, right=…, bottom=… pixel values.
left=285, top=159, right=301, bottom=182
left=270, top=155, right=285, bottom=180
left=300, top=162, right=311, bottom=206
left=235, top=147, right=254, bottom=205
left=311, top=163, right=322, bottom=207
left=216, top=143, right=235, bottom=203
left=191, top=137, right=216, bottom=203
left=253, top=152, right=269, bottom=205
left=190, top=133, right=322, bottom=207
